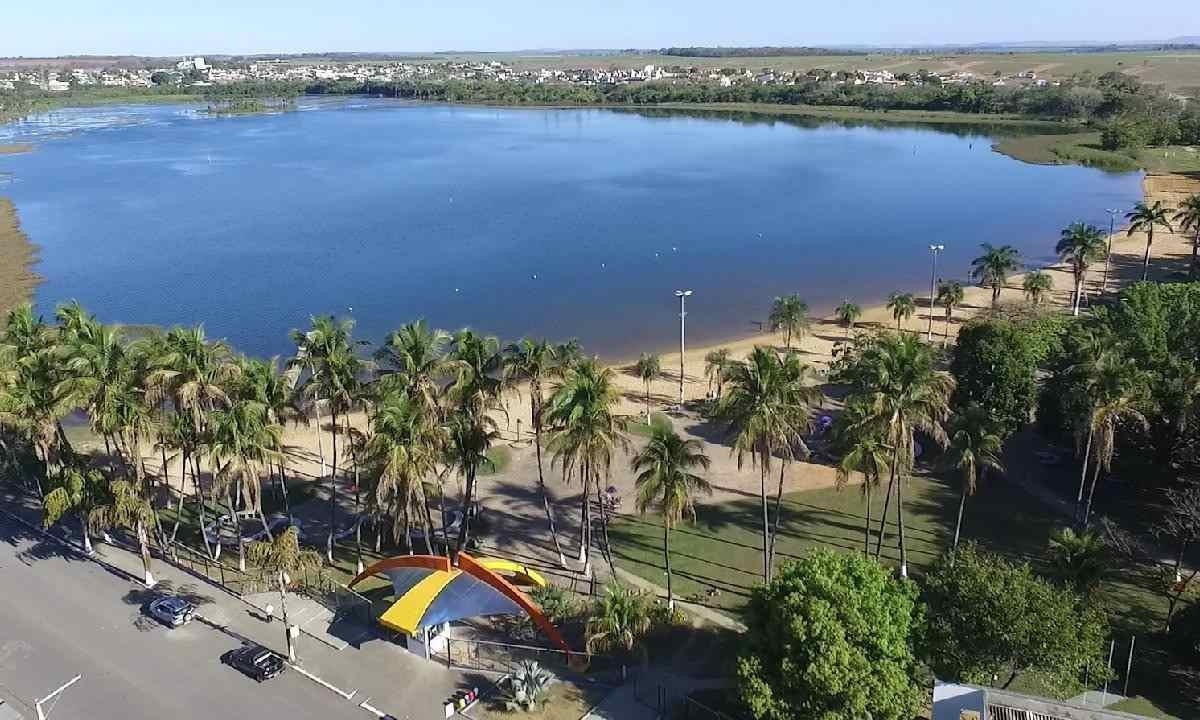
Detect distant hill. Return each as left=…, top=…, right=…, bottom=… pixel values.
left=659, top=46, right=859, bottom=58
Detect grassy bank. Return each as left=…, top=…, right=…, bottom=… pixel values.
left=644, top=101, right=1071, bottom=129
left=995, top=132, right=1200, bottom=173
left=0, top=198, right=39, bottom=317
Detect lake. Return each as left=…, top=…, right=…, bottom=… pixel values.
left=0, top=99, right=1142, bottom=360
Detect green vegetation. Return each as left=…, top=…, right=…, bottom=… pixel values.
left=737, top=551, right=924, bottom=720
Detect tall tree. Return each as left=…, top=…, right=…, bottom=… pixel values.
left=768, top=294, right=810, bottom=349
left=630, top=426, right=712, bottom=610
left=834, top=301, right=862, bottom=341
left=1022, top=270, right=1053, bottom=306
left=833, top=399, right=890, bottom=555
left=936, top=280, right=964, bottom=341
left=944, top=403, right=1005, bottom=553
left=703, top=347, right=732, bottom=400
left=42, top=465, right=107, bottom=555
left=844, top=333, right=953, bottom=577
left=366, top=387, right=442, bottom=555
left=1126, top=200, right=1174, bottom=282
left=1056, top=223, right=1107, bottom=316
left=1045, top=527, right=1108, bottom=596
left=1075, top=355, right=1148, bottom=526
left=91, top=478, right=158, bottom=586
left=290, top=315, right=362, bottom=563
left=716, top=346, right=815, bottom=582
left=887, top=292, right=916, bottom=330
left=971, top=243, right=1021, bottom=306
left=209, top=399, right=283, bottom=571
left=632, top=353, right=661, bottom=422
left=374, top=319, right=451, bottom=412
left=246, top=527, right=323, bottom=661
left=1174, top=194, right=1200, bottom=277
left=545, top=359, right=628, bottom=576
left=503, top=338, right=567, bottom=566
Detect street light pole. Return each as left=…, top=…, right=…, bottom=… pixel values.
left=1103, top=208, right=1119, bottom=295
left=926, top=244, right=944, bottom=341
left=675, top=290, right=693, bottom=407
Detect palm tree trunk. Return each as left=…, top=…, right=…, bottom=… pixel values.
left=278, top=461, right=291, bottom=521
left=1073, top=276, right=1083, bottom=316
left=327, top=408, right=339, bottom=564
left=1082, top=455, right=1103, bottom=528
left=193, top=454, right=215, bottom=559
left=874, top=453, right=899, bottom=559
left=137, top=518, right=156, bottom=587
left=454, top=466, right=476, bottom=559
left=953, top=484, right=968, bottom=553
left=863, top=483, right=872, bottom=556
left=279, top=570, right=296, bottom=661
left=1191, top=230, right=1199, bottom=277
left=595, top=483, right=617, bottom=580
left=533, top=417, right=566, bottom=567
left=768, top=459, right=788, bottom=570
left=759, top=448, right=771, bottom=583
left=78, top=513, right=93, bottom=554
left=944, top=309, right=952, bottom=345
left=896, top=472, right=909, bottom=579
left=663, top=524, right=673, bottom=611
left=1076, top=426, right=1094, bottom=522
left=353, top=460, right=363, bottom=575
left=170, top=447, right=188, bottom=547
left=227, top=490, right=245, bottom=572
left=578, top=458, right=591, bottom=568
left=1142, top=232, right=1152, bottom=282
left=645, top=384, right=651, bottom=423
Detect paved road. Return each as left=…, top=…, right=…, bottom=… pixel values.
left=0, top=515, right=358, bottom=720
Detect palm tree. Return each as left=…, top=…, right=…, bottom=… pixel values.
left=503, top=338, right=567, bottom=565
left=366, top=387, right=442, bottom=555
left=1022, top=270, right=1053, bottom=306
left=0, top=348, right=75, bottom=494
left=631, top=426, right=712, bottom=609
left=936, top=280, right=964, bottom=341
left=209, top=399, right=283, bottom=571
left=970, top=243, right=1021, bottom=306
left=291, top=315, right=362, bottom=562
left=835, top=301, right=862, bottom=341
left=584, top=583, right=652, bottom=657
left=887, top=292, right=916, bottom=330
left=1126, top=201, right=1174, bottom=281
left=55, top=307, right=130, bottom=458
left=246, top=526, right=323, bottom=661
left=238, top=356, right=297, bottom=517
left=848, top=333, right=953, bottom=578
left=1057, top=223, right=1107, bottom=315
left=1173, top=194, right=1200, bottom=276
left=146, top=326, right=240, bottom=559
left=715, top=346, right=815, bottom=581
left=43, top=465, right=107, bottom=554
left=545, top=359, right=628, bottom=576
left=1046, top=527, right=1108, bottom=596
left=445, top=407, right=500, bottom=557
left=633, top=353, right=662, bottom=422
left=447, top=329, right=503, bottom=414
left=1076, top=356, right=1148, bottom=526
left=944, top=403, right=1005, bottom=553
left=703, top=348, right=732, bottom=400
left=833, top=399, right=890, bottom=555
left=375, top=320, right=451, bottom=412
left=768, top=294, right=811, bottom=349
left=91, top=478, right=158, bottom=586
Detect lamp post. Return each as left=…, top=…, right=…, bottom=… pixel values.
left=926, top=244, right=944, bottom=341
left=1102, top=208, right=1120, bottom=295
left=674, top=290, right=693, bottom=407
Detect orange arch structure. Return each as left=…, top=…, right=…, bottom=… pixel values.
left=349, top=553, right=571, bottom=655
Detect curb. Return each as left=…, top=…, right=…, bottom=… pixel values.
left=288, top=662, right=357, bottom=700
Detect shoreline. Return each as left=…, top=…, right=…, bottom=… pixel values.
left=0, top=197, right=41, bottom=317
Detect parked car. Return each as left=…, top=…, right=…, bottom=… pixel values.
left=221, top=644, right=286, bottom=681
left=147, top=596, right=196, bottom=627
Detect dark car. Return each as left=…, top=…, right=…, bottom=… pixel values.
left=146, top=596, right=196, bottom=627
left=222, top=644, right=286, bottom=681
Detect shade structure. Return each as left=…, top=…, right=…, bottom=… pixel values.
left=349, top=553, right=569, bottom=653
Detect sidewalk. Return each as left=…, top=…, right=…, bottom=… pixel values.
left=0, top=488, right=470, bottom=720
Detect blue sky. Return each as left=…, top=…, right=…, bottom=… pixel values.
left=3, top=0, right=1197, bottom=56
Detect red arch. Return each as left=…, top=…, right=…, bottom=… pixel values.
left=347, top=553, right=572, bottom=656
left=348, top=555, right=451, bottom=588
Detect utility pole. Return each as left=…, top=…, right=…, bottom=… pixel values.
left=926, top=244, right=944, bottom=341
left=674, top=290, right=693, bottom=407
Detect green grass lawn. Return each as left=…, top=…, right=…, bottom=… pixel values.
left=609, top=471, right=1197, bottom=715
left=624, top=411, right=673, bottom=439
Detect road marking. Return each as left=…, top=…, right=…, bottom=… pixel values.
left=357, top=698, right=388, bottom=718
left=287, top=662, right=356, bottom=700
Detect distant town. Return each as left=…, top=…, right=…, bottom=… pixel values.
left=0, top=55, right=1060, bottom=94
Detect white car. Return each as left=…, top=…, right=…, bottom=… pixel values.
left=147, top=596, right=196, bottom=627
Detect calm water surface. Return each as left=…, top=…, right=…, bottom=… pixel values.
left=0, top=100, right=1142, bottom=359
